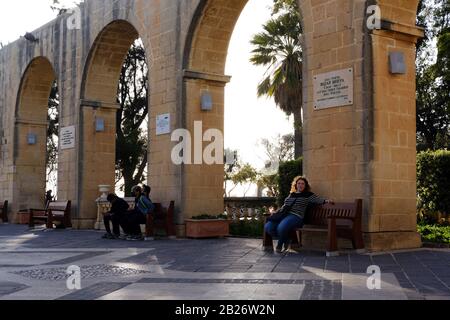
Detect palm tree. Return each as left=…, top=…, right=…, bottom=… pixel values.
left=250, top=0, right=303, bottom=158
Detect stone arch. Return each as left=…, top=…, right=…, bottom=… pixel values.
left=13, top=56, right=56, bottom=211
left=81, top=19, right=140, bottom=104
left=177, top=0, right=423, bottom=251
left=77, top=19, right=144, bottom=228
left=178, top=0, right=328, bottom=221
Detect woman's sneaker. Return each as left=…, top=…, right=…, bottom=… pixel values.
left=126, top=234, right=144, bottom=241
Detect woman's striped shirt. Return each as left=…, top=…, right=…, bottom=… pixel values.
left=281, top=192, right=326, bottom=218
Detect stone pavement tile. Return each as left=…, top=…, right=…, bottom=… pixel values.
left=372, top=254, right=397, bottom=264
left=42, top=252, right=109, bottom=265
left=0, top=282, right=29, bottom=296
left=98, top=282, right=305, bottom=300
left=290, top=272, right=342, bottom=281
left=196, top=266, right=229, bottom=272
left=342, top=273, right=407, bottom=300
left=404, top=290, right=425, bottom=300
left=0, top=251, right=77, bottom=266
left=58, top=282, right=132, bottom=300
left=424, top=295, right=450, bottom=300
left=170, top=266, right=201, bottom=272
left=300, top=280, right=342, bottom=300
left=435, top=277, right=450, bottom=285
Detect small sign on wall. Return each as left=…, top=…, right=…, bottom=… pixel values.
left=60, top=126, right=76, bottom=150
left=314, top=68, right=354, bottom=110
left=156, top=114, right=171, bottom=136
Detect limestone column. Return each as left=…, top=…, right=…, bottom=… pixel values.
left=75, top=101, right=118, bottom=229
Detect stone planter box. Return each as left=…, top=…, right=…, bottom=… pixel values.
left=185, top=219, right=230, bottom=238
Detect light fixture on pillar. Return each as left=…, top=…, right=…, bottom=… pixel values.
left=389, top=51, right=406, bottom=74
left=27, top=133, right=37, bottom=145
left=201, top=91, right=213, bottom=111
left=95, top=117, right=105, bottom=132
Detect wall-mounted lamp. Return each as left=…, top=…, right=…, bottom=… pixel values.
left=201, top=91, right=213, bottom=111
left=389, top=51, right=406, bottom=74
left=27, top=133, right=37, bottom=145
left=95, top=118, right=105, bottom=132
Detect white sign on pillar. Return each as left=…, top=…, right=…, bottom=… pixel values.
left=156, top=114, right=171, bottom=136
left=313, top=68, right=354, bottom=110
left=60, top=126, right=76, bottom=150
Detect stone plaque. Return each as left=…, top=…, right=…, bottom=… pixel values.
left=314, top=68, right=354, bottom=110
left=60, top=126, right=76, bottom=150
left=156, top=113, right=171, bottom=136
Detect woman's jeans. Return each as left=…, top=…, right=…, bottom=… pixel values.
left=264, top=214, right=304, bottom=249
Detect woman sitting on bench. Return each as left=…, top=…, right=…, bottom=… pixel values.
left=264, top=176, right=334, bottom=253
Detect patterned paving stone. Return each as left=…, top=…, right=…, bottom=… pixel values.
left=12, top=264, right=151, bottom=281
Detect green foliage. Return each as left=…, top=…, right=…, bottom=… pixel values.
left=277, top=158, right=302, bottom=206
left=227, top=163, right=259, bottom=197
left=416, top=0, right=450, bottom=150
left=257, top=174, right=279, bottom=197
left=418, top=223, right=450, bottom=244
left=230, top=219, right=265, bottom=238
left=250, top=1, right=303, bottom=158
left=417, top=150, right=450, bottom=222
left=272, top=0, right=299, bottom=16
left=116, top=40, right=149, bottom=196
left=46, top=81, right=59, bottom=192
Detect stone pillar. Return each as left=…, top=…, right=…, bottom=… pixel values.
left=75, top=101, right=118, bottom=229
left=181, top=72, right=230, bottom=223
left=366, top=4, right=424, bottom=250
left=13, top=119, right=48, bottom=212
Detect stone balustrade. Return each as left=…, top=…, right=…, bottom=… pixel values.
left=224, top=197, right=277, bottom=222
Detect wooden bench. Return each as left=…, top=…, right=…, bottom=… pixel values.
left=29, top=201, right=72, bottom=229
left=144, top=201, right=176, bottom=238
left=263, top=199, right=365, bottom=256
left=0, top=200, right=8, bottom=223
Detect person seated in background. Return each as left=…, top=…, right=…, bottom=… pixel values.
left=102, top=194, right=130, bottom=239
left=45, top=190, right=54, bottom=208
left=143, top=185, right=151, bottom=200
left=125, top=185, right=155, bottom=241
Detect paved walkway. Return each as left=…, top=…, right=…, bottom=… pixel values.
left=1, top=224, right=450, bottom=300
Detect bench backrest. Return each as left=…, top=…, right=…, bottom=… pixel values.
left=304, top=199, right=362, bottom=227
left=152, top=201, right=174, bottom=219
left=48, top=201, right=71, bottom=214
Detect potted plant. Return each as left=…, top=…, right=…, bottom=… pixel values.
left=185, top=214, right=230, bottom=238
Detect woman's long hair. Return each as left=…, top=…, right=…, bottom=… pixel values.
left=290, top=176, right=312, bottom=193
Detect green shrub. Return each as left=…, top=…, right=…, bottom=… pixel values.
left=230, top=219, right=265, bottom=238
left=418, top=223, right=450, bottom=244
left=277, top=158, right=303, bottom=206
left=417, top=150, right=450, bottom=223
